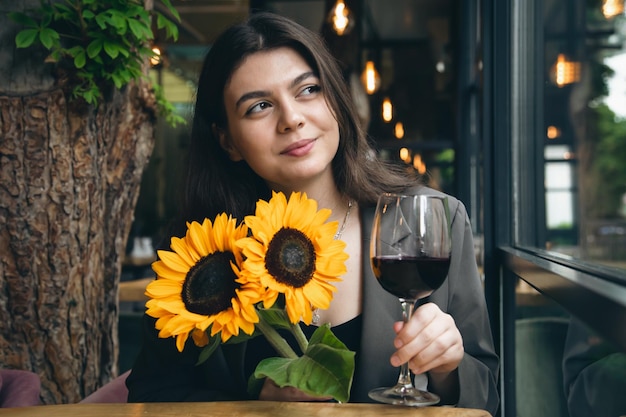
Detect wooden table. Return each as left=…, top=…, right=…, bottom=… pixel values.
left=0, top=401, right=491, bottom=416
left=119, top=276, right=152, bottom=302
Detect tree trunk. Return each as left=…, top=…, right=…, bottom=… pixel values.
left=0, top=2, right=155, bottom=404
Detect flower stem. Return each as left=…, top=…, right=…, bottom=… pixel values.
left=256, top=316, right=298, bottom=359
left=290, top=323, right=309, bottom=353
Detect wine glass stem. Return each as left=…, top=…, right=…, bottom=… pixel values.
left=397, top=299, right=416, bottom=387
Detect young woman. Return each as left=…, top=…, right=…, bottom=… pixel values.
left=126, top=11, right=499, bottom=414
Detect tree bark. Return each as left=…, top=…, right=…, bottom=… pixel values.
left=0, top=2, right=155, bottom=404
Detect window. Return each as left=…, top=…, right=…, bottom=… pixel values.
left=540, top=0, right=626, bottom=274
left=485, top=0, right=626, bottom=415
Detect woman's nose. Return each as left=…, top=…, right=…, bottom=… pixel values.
left=277, top=102, right=305, bottom=133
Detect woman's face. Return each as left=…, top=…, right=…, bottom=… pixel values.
left=220, top=47, right=340, bottom=193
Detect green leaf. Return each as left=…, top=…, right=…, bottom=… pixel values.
left=40, top=28, right=60, bottom=50
left=111, top=72, right=123, bottom=89
left=108, top=12, right=127, bottom=34
left=117, top=47, right=130, bottom=58
left=127, top=18, right=147, bottom=39
left=46, top=50, right=61, bottom=63
left=52, top=3, right=74, bottom=18
left=165, top=112, right=187, bottom=128
left=15, top=29, right=39, bottom=48
left=39, top=3, right=54, bottom=16
left=66, top=45, right=83, bottom=58
left=95, top=13, right=109, bottom=30
left=118, top=69, right=131, bottom=83
left=256, top=307, right=294, bottom=331
left=82, top=10, right=95, bottom=19
left=86, top=39, right=103, bottom=59
left=78, top=84, right=100, bottom=105
left=8, top=12, right=38, bottom=28
left=308, top=324, right=350, bottom=350
left=103, top=41, right=119, bottom=59
left=159, top=0, right=180, bottom=21
left=41, top=13, right=52, bottom=27
left=74, top=49, right=86, bottom=68
left=250, top=325, right=355, bottom=403
left=196, top=334, right=221, bottom=365
left=82, top=89, right=94, bottom=104
left=157, top=14, right=179, bottom=41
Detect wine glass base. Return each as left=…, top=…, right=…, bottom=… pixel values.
left=368, top=385, right=440, bottom=407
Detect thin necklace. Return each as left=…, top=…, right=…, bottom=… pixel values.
left=312, top=199, right=353, bottom=325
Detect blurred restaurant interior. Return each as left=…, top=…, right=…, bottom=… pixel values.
left=105, top=0, right=626, bottom=416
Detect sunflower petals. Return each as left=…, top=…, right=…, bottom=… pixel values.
left=146, top=191, right=349, bottom=358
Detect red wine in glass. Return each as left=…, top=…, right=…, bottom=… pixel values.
left=372, top=256, right=451, bottom=300
left=368, top=193, right=452, bottom=406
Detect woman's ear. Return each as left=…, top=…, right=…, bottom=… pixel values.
left=214, top=124, right=243, bottom=161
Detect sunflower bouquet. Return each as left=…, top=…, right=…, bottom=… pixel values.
left=144, top=191, right=355, bottom=402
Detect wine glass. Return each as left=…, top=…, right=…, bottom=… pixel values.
left=368, top=193, right=452, bottom=406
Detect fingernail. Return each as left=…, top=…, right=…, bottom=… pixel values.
left=390, top=355, right=401, bottom=367
left=394, top=338, right=403, bottom=348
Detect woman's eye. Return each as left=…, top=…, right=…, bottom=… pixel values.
left=300, top=85, right=321, bottom=96
left=247, top=101, right=271, bottom=115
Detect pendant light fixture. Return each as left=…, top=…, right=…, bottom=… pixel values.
left=361, top=61, right=381, bottom=95
left=328, top=0, right=354, bottom=36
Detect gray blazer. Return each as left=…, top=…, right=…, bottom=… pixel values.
left=352, top=187, right=499, bottom=414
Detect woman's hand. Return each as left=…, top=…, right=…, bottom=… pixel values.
left=258, top=378, right=333, bottom=402
left=390, top=302, right=464, bottom=376
left=390, top=302, right=463, bottom=404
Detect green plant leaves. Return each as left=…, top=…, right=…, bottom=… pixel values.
left=86, top=39, right=103, bottom=59
left=256, top=305, right=295, bottom=332
left=15, top=29, right=38, bottom=48
left=9, top=12, right=37, bottom=27
left=38, top=28, right=59, bottom=49
left=128, top=18, right=150, bottom=39
left=8, top=1, right=183, bottom=126
left=250, top=324, right=355, bottom=403
left=73, top=49, right=86, bottom=68
left=196, top=334, right=222, bottom=366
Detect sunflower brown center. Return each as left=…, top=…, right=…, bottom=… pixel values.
left=182, top=251, right=238, bottom=316
left=265, top=227, right=316, bottom=288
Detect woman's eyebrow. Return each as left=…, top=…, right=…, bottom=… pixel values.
left=235, top=71, right=317, bottom=109
left=235, top=90, right=269, bottom=109
left=291, top=71, right=316, bottom=88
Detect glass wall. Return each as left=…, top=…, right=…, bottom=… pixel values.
left=541, top=0, right=626, bottom=273
left=485, top=0, right=626, bottom=415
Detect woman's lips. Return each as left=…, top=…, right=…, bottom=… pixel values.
left=281, top=139, right=316, bottom=157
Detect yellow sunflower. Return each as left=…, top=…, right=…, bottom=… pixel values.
left=238, top=192, right=349, bottom=325
left=145, top=214, right=265, bottom=352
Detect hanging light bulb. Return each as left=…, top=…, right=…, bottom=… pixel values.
left=551, top=53, right=581, bottom=87
left=327, top=0, right=354, bottom=36
left=399, top=147, right=411, bottom=163
left=361, top=61, right=381, bottom=95
left=413, top=154, right=427, bottom=174
left=547, top=125, right=561, bottom=139
left=602, top=0, right=624, bottom=18
left=394, top=122, right=404, bottom=139
left=150, top=46, right=162, bottom=67
left=382, top=97, right=393, bottom=122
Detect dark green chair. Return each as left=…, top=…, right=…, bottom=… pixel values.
left=515, top=317, right=570, bottom=417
